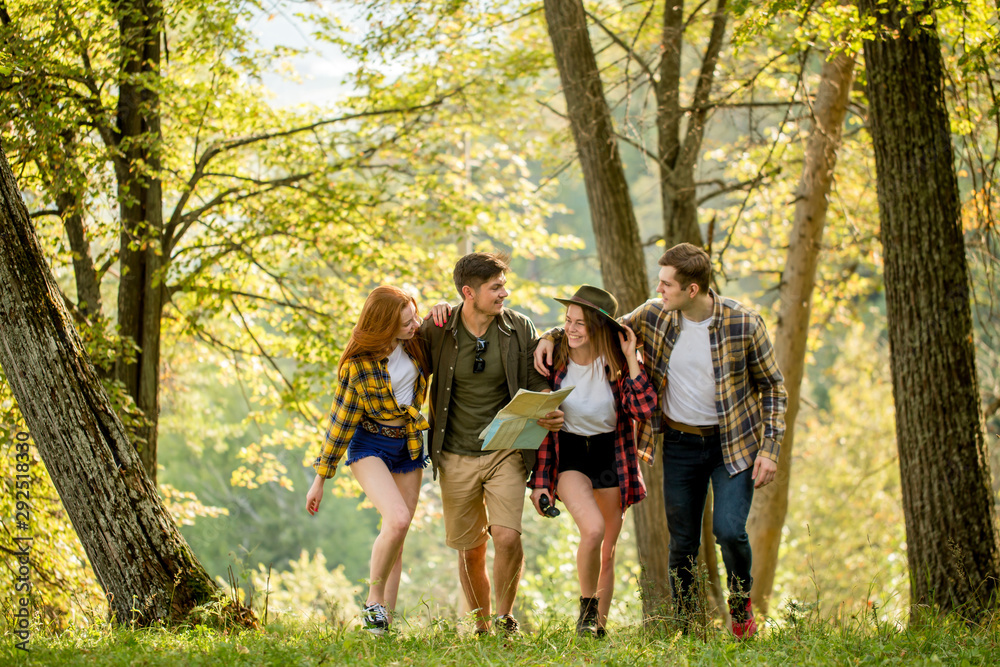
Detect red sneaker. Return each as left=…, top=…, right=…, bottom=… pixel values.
left=729, top=597, right=757, bottom=639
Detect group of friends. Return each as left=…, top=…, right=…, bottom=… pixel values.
left=304, top=243, right=787, bottom=640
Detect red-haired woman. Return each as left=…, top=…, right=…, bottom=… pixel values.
left=306, top=286, right=430, bottom=636
left=529, top=286, right=656, bottom=638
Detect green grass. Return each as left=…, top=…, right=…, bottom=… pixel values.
left=3, top=612, right=999, bottom=666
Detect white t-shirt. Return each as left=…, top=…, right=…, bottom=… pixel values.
left=664, top=315, right=718, bottom=425
left=387, top=343, right=418, bottom=408
left=561, top=358, right=617, bottom=436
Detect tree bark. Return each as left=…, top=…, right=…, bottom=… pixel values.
left=656, top=0, right=683, bottom=233
left=115, top=0, right=165, bottom=482
left=542, top=0, right=668, bottom=618
left=0, top=141, right=219, bottom=625
left=858, top=0, right=1000, bottom=617
left=746, top=50, right=856, bottom=613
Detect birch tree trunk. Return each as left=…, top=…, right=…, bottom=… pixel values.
left=0, top=142, right=220, bottom=625
left=858, top=0, right=1000, bottom=617
left=746, top=50, right=856, bottom=613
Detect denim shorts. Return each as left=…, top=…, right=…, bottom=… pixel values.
left=345, top=425, right=428, bottom=474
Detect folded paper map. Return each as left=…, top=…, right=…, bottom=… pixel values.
left=478, top=386, right=575, bottom=451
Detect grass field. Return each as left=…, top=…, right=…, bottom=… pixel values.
left=4, top=608, right=998, bottom=666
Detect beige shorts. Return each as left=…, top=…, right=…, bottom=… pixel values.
left=438, top=449, right=528, bottom=550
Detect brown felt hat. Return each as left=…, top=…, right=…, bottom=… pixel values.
left=554, top=285, right=625, bottom=334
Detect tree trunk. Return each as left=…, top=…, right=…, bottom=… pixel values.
left=115, top=0, right=165, bottom=482
left=746, top=50, right=856, bottom=613
left=0, top=142, right=220, bottom=625
left=657, top=0, right=727, bottom=247
left=542, top=0, right=648, bottom=303
left=633, top=457, right=670, bottom=618
left=542, top=0, right=669, bottom=619
left=656, top=0, right=683, bottom=236
left=654, top=0, right=734, bottom=618
left=858, top=0, right=1000, bottom=617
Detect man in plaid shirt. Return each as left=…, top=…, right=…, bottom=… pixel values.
left=535, top=243, right=786, bottom=639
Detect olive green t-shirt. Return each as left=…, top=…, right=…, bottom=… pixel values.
left=442, top=318, right=510, bottom=456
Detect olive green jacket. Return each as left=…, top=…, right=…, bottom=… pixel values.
left=417, top=303, right=550, bottom=477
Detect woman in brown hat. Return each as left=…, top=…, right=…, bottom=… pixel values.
left=528, top=285, right=657, bottom=637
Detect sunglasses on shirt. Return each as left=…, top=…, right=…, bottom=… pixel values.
left=473, top=338, right=488, bottom=373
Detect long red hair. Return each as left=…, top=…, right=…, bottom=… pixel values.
left=339, top=286, right=428, bottom=374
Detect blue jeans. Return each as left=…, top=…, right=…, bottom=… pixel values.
left=662, top=427, right=754, bottom=602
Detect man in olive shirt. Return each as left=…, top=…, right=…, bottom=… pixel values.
left=419, top=251, right=562, bottom=635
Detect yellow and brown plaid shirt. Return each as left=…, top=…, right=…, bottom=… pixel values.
left=312, top=352, right=429, bottom=478
left=622, top=291, right=786, bottom=475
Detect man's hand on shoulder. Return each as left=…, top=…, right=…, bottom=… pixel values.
left=534, top=339, right=554, bottom=377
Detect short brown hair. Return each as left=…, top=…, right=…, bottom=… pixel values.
left=453, top=251, right=511, bottom=298
left=658, top=243, right=711, bottom=293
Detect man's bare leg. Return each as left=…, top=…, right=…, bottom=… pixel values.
left=491, top=525, right=524, bottom=618
left=458, top=542, right=491, bottom=632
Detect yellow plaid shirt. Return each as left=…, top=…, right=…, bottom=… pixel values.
left=622, top=292, right=786, bottom=475
left=313, top=352, right=429, bottom=478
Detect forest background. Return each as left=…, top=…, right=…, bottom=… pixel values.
left=1, top=0, right=998, bottom=635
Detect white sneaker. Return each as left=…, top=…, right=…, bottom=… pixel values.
left=362, top=603, right=390, bottom=636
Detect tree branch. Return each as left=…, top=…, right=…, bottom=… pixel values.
left=170, top=172, right=314, bottom=252
left=696, top=167, right=782, bottom=205
left=175, top=287, right=327, bottom=318
left=677, top=0, right=729, bottom=174
left=717, top=49, right=811, bottom=270
left=984, top=395, right=1000, bottom=422
left=164, top=89, right=463, bottom=246
left=585, top=9, right=657, bottom=84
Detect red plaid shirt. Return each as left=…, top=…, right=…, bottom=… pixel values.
left=528, top=362, right=657, bottom=513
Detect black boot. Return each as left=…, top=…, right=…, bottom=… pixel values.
left=576, top=596, right=600, bottom=637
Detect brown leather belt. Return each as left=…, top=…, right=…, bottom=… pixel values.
left=361, top=418, right=407, bottom=439
left=666, top=418, right=719, bottom=437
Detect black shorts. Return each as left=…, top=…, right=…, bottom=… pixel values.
left=557, top=431, right=618, bottom=489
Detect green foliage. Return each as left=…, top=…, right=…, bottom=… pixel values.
left=245, top=550, right=360, bottom=626
left=773, top=325, right=908, bottom=619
